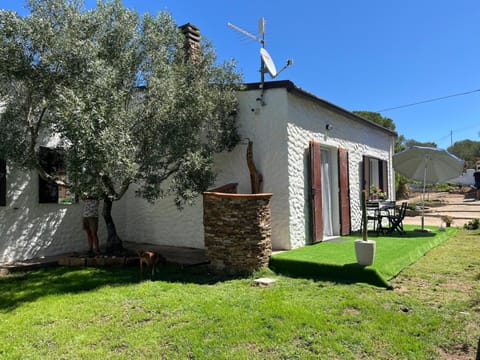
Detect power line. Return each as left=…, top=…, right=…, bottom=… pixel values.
left=377, top=88, right=480, bottom=112
left=434, top=124, right=480, bottom=145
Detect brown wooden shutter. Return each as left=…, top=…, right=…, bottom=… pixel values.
left=309, top=141, right=323, bottom=243
left=381, top=159, right=388, bottom=198
left=338, top=148, right=351, bottom=235
left=0, top=159, right=6, bottom=206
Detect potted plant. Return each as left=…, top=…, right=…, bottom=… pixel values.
left=355, top=190, right=376, bottom=266
left=441, top=215, right=454, bottom=227
left=369, top=185, right=386, bottom=201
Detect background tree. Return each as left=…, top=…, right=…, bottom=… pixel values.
left=353, top=111, right=396, bottom=131
left=448, top=140, right=480, bottom=169
left=353, top=111, right=404, bottom=153
left=352, top=111, right=413, bottom=198
left=353, top=111, right=437, bottom=151
left=0, top=0, right=242, bottom=253
left=401, top=139, right=437, bottom=150
left=353, top=111, right=480, bottom=195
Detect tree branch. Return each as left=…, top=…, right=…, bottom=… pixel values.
left=34, top=161, right=68, bottom=187
left=116, top=180, right=131, bottom=200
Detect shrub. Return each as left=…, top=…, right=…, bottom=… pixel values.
left=463, top=218, right=480, bottom=230
left=407, top=203, right=417, bottom=210
left=434, top=183, right=458, bottom=192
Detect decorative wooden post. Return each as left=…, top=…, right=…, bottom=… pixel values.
left=362, top=190, right=368, bottom=241
left=246, top=141, right=263, bottom=194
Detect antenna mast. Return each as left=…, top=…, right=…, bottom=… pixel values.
left=227, top=19, right=266, bottom=84
left=258, top=17, right=266, bottom=86
left=227, top=18, right=293, bottom=105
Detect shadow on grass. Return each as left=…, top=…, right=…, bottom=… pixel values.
left=269, top=258, right=392, bottom=289
left=151, top=263, right=246, bottom=285
left=0, top=266, right=138, bottom=312
left=355, top=229, right=437, bottom=239
left=0, top=263, right=243, bottom=312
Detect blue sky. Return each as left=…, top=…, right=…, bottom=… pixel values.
left=4, top=0, right=480, bottom=149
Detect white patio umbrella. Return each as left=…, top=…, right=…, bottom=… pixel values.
left=393, top=146, right=464, bottom=230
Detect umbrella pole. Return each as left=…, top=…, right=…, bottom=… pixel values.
left=421, top=159, right=427, bottom=230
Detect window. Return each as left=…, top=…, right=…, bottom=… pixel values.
left=0, top=158, right=6, bottom=206
left=363, top=155, right=388, bottom=198
left=369, top=158, right=380, bottom=189
left=38, top=146, right=72, bottom=203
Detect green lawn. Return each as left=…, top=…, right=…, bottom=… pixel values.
left=0, top=227, right=478, bottom=359
left=270, top=225, right=456, bottom=287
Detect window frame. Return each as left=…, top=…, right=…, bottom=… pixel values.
left=363, top=155, right=388, bottom=199
left=38, top=146, right=68, bottom=204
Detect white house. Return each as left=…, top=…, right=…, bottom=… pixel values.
left=0, top=80, right=396, bottom=262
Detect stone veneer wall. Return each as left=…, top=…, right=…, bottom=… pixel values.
left=203, top=192, right=273, bottom=274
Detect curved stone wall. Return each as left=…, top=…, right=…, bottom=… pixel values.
left=203, top=192, right=272, bottom=274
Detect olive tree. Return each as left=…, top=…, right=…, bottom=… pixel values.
left=0, top=0, right=241, bottom=253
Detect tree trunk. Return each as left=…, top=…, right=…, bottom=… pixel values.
left=102, top=198, right=123, bottom=254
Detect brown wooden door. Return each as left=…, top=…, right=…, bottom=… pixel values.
left=309, top=141, right=323, bottom=243
left=338, top=148, right=351, bottom=235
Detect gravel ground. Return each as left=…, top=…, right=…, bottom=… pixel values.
left=401, top=191, right=480, bottom=227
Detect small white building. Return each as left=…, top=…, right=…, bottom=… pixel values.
left=448, top=168, right=475, bottom=187
left=0, top=80, right=396, bottom=262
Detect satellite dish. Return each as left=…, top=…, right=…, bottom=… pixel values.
left=260, top=48, right=277, bottom=78
left=228, top=18, right=293, bottom=105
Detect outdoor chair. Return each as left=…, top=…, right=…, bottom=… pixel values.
left=365, top=201, right=381, bottom=235
left=377, top=200, right=396, bottom=234
left=386, top=202, right=408, bottom=235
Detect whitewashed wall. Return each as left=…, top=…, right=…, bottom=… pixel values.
left=233, top=88, right=291, bottom=250
left=285, top=92, right=394, bottom=249
left=0, top=84, right=395, bottom=261
left=448, top=169, right=474, bottom=186
left=0, top=167, right=127, bottom=262
left=128, top=85, right=395, bottom=251
left=121, top=86, right=291, bottom=250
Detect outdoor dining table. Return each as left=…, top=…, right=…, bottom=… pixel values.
left=366, top=200, right=397, bottom=235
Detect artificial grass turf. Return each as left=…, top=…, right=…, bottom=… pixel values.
left=269, top=225, right=457, bottom=288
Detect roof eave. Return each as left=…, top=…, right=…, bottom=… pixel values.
left=242, top=80, right=398, bottom=137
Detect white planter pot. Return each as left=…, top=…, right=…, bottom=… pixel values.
left=354, top=239, right=376, bottom=266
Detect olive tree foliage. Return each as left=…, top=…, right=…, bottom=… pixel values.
left=0, top=0, right=242, bottom=251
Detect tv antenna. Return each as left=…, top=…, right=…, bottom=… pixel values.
left=227, top=18, right=293, bottom=105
